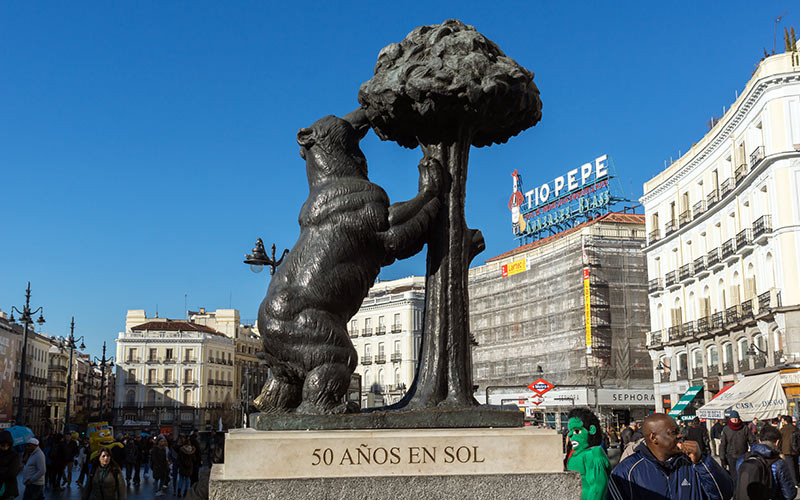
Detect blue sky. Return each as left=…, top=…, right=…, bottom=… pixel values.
left=1, top=1, right=797, bottom=357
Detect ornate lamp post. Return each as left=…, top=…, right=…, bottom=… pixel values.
left=8, top=282, right=45, bottom=425
left=243, top=238, right=288, bottom=275
left=59, top=317, right=85, bottom=433
left=91, top=341, right=114, bottom=421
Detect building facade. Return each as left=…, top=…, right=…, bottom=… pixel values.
left=114, top=310, right=235, bottom=433
left=642, top=50, right=800, bottom=415
left=349, top=276, right=425, bottom=408
left=469, top=213, right=653, bottom=427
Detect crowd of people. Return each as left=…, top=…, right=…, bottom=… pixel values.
left=0, top=428, right=225, bottom=500
left=563, top=410, right=800, bottom=500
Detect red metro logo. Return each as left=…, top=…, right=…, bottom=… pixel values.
left=527, top=378, right=554, bottom=396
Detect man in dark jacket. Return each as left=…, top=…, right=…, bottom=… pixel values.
left=720, top=410, right=755, bottom=476
left=779, top=415, right=799, bottom=484
left=736, top=424, right=796, bottom=500
left=684, top=417, right=710, bottom=456
left=607, top=413, right=732, bottom=500
left=710, top=420, right=724, bottom=457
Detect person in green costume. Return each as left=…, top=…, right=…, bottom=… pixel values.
left=566, top=407, right=610, bottom=500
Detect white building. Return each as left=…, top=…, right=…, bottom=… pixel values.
left=642, top=50, right=800, bottom=415
left=349, top=276, right=425, bottom=407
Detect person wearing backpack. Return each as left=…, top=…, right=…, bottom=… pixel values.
left=779, top=415, right=800, bottom=485
left=735, top=424, right=796, bottom=500
left=721, top=411, right=756, bottom=477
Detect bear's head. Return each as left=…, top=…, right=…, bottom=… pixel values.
left=297, top=111, right=370, bottom=186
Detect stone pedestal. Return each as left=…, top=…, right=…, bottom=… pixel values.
left=209, top=427, right=581, bottom=499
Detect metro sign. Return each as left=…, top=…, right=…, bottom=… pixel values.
left=528, top=378, right=555, bottom=396
left=529, top=395, right=545, bottom=406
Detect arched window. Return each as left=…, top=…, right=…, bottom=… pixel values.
left=765, top=253, right=775, bottom=290
left=394, top=368, right=401, bottom=387
left=378, top=369, right=385, bottom=391
left=722, top=342, right=733, bottom=372
left=125, top=389, right=136, bottom=406
left=707, top=345, right=719, bottom=372
left=164, top=389, right=173, bottom=404
left=363, top=369, right=370, bottom=388
left=677, top=352, right=688, bottom=379
left=687, top=292, right=695, bottom=321
left=774, top=330, right=784, bottom=354
left=656, top=303, right=664, bottom=330
left=147, top=389, right=157, bottom=405
left=718, top=279, right=726, bottom=311
left=738, top=338, right=749, bottom=363
left=692, top=349, right=703, bottom=372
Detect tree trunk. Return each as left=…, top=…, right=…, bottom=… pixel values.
left=401, top=133, right=478, bottom=408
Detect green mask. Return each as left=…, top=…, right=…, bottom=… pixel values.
left=567, top=416, right=597, bottom=452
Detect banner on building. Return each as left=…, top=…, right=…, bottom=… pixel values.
left=501, top=258, right=527, bottom=278
left=0, top=334, right=17, bottom=425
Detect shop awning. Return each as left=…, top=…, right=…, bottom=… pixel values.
left=696, top=372, right=787, bottom=421
left=667, top=386, right=704, bottom=418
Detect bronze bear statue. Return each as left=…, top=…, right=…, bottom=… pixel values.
left=254, top=108, right=441, bottom=414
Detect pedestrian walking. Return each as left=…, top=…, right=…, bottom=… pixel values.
left=82, top=448, right=126, bottom=500
left=76, top=439, right=89, bottom=487
left=0, top=430, right=20, bottom=500
left=779, top=415, right=800, bottom=485
left=619, top=422, right=637, bottom=449
left=170, top=436, right=183, bottom=495
left=720, top=410, right=755, bottom=477
left=710, top=420, right=724, bottom=457
left=151, top=438, right=169, bottom=496
left=177, top=441, right=197, bottom=497
left=62, top=432, right=78, bottom=487
left=607, top=413, right=732, bottom=500
left=123, top=436, right=139, bottom=485
left=22, top=438, right=46, bottom=500
left=684, top=417, right=710, bottom=456
left=735, top=424, right=796, bottom=500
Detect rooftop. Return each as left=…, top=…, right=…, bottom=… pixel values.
left=130, top=320, right=222, bottom=336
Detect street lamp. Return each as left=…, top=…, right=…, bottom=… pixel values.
left=152, top=407, right=166, bottom=428
left=243, top=238, right=288, bottom=275
left=656, top=360, right=670, bottom=374
left=59, top=317, right=85, bottom=434
left=9, top=282, right=45, bottom=425
left=91, top=341, right=114, bottom=421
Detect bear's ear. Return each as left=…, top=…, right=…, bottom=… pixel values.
left=297, top=128, right=315, bottom=148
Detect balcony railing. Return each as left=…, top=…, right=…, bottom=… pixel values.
left=375, top=354, right=387, bottom=364
left=741, top=299, right=754, bottom=319
left=679, top=263, right=693, bottom=281
left=362, top=328, right=373, bottom=337
left=679, top=210, right=692, bottom=226
left=125, top=358, right=140, bottom=364
left=736, top=229, right=752, bottom=251
left=361, top=355, right=373, bottom=365
left=758, top=290, right=771, bottom=311
left=649, top=229, right=660, bottom=244
left=725, top=305, right=740, bottom=324
left=391, top=324, right=402, bottom=333
left=720, top=178, right=733, bottom=198
left=721, top=239, right=736, bottom=259
left=707, top=248, right=721, bottom=268
left=693, top=256, right=706, bottom=274
left=349, top=330, right=359, bottom=338
left=753, top=215, right=772, bottom=240
left=707, top=189, right=719, bottom=208
left=682, top=321, right=695, bottom=337
left=665, top=220, right=677, bottom=236
left=754, top=354, right=767, bottom=369
left=648, top=278, right=664, bottom=293
left=734, top=163, right=748, bottom=185
left=649, top=330, right=663, bottom=346
left=697, top=316, right=710, bottom=333
left=712, top=311, right=724, bottom=329
left=665, top=271, right=677, bottom=288
left=391, top=353, right=402, bottom=362
left=707, top=364, right=720, bottom=375
left=163, top=358, right=175, bottom=364
left=376, top=326, right=387, bottom=335
left=668, top=325, right=682, bottom=339
left=750, top=145, right=765, bottom=167
left=182, top=358, right=195, bottom=364
left=693, top=200, right=706, bottom=217
left=146, top=358, right=159, bottom=364
left=722, top=360, right=734, bottom=375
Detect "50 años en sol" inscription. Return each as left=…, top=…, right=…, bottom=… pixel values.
left=311, top=445, right=485, bottom=467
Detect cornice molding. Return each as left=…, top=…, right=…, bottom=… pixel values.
left=641, top=72, right=800, bottom=205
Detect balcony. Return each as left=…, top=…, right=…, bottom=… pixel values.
left=125, top=358, right=141, bottom=364
left=649, top=330, right=663, bottom=347
left=362, top=328, right=373, bottom=337
left=741, top=299, right=754, bottom=320
left=163, top=358, right=175, bottom=364
left=349, top=329, right=359, bottom=339
left=391, top=353, right=402, bottom=362
left=375, top=354, right=387, bottom=364
left=734, top=163, right=748, bottom=185
left=49, top=363, right=67, bottom=372
left=707, top=248, right=722, bottom=270
left=648, top=278, right=664, bottom=294
left=682, top=321, right=696, bottom=338
left=361, top=355, right=373, bottom=365
left=721, top=238, right=737, bottom=262
left=696, top=316, right=710, bottom=333
left=736, top=229, right=753, bottom=255
left=376, top=326, right=387, bottom=336
left=707, top=364, right=720, bottom=376
left=125, top=379, right=137, bottom=385
left=668, top=325, right=682, bottom=340
left=679, top=210, right=692, bottom=226
left=693, top=200, right=706, bottom=217
left=750, top=145, right=765, bottom=167
left=722, top=360, right=734, bottom=375
left=391, top=324, right=402, bottom=333
left=711, top=311, right=724, bottom=330
left=707, top=189, right=719, bottom=209
left=720, top=178, right=733, bottom=198
left=162, top=379, right=176, bottom=386
left=665, top=271, right=678, bottom=289
left=146, top=358, right=160, bottom=364
left=181, top=358, right=195, bottom=364
left=753, top=215, right=772, bottom=243
left=754, top=354, right=767, bottom=369
left=725, top=305, right=740, bottom=325
left=649, top=229, right=660, bottom=245
left=665, top=220, right=677, bottom=236
left=758, top=289, right=782, bottom=313
left=694, top=256, right=707, bottom=277
left=679, top=263, right=694, bottom=282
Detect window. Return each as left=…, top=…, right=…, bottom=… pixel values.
left=378, top=316, right=385, bottom=327
left=692, top=350, right=703, bottom=370
left=350, top=319, right=357, bottom=332
left=393, top=340, right=401, bottom=354
left=127, top=369, right=135, bottom=383
left=184, top=369, right=192, bottom=384
left=707, top=346, right=719, bottom=370
left=364, top=344, right=371, bottom=357
left=183, top=348, right=191, bottom=362
left=125, top=389, right=136, bottom=406
left=723, top=343, right=733, bottom=366
left=149, top=348, right=157, bottom=361
left=394, top=368, right=401, bottom=387
left=148, top=369, right=156, bottom=384
left=393, top=313, right=401, bottom=330
left=165, top=369, right=173, bottom=384
left=365, top=318, right=372, bottom=328
left=127, top=348, right=137, bottom=362
left=378, top=343, right=385, bottom=356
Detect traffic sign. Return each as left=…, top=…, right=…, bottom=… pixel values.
left=527, top=378, right=554, bottom=396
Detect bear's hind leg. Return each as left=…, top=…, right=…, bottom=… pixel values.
left=253, top=377, right=302, bottom=414
left=296, top=363, right=356, bottom=415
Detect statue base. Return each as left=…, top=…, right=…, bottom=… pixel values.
left=249, top=407, right=523, bottom=430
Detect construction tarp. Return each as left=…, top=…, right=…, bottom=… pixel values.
left=696, top=372, right=787, bottom=421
